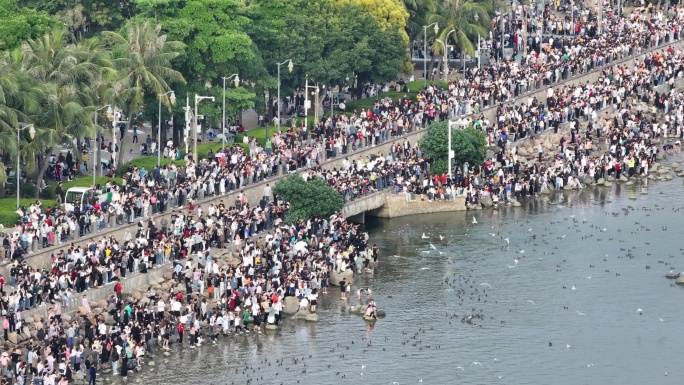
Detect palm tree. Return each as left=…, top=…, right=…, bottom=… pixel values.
left=428, top=0, right=492, bottom=60
left=102, top=21, right=186, bottom=167
left=16, top=28, right=100, bottom=196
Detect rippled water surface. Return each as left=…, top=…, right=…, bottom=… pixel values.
left=131, top=161, right=684, bottom=385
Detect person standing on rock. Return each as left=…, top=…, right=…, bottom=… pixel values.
left=88, top=362, right=96, bottom=385
left=339, top=278, right=347, bottom=300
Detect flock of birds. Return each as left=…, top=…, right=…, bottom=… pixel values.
left=157, top=179, right=683, bottom=385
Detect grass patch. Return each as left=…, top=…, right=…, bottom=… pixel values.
left=42, top=176, right=123, bottom=200
left=332, top=81, right=447, bottom=117
left=0, top=198, right=56, bottom=227
left=119, top=140, right=249, bottom=174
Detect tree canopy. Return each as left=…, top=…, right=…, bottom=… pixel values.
left=420, top=121, right=488, bottom=175
left=273, top=174, right=344, bottom=224
left=0, top=0, right=55, bottom=50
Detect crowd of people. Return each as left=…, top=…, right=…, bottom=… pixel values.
left=1, top=195, right=376, bottom=384
left=1, top=4, right=684, bottom=383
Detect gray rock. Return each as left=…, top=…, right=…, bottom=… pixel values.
left=603, top=182, right=613, bottom=187
left=376, top=309, right=386, bottom=318
left=512, top=201, right=521, bottom=207
left=282, top=296, right=300, bottom=315
left=596, top=178, right=605, bottom=185
left=349, top=306, right=364, bottom=315
left=148, top=361, right=155, bottom=366
left=8, top=332, right=17, bottom=344
left=625, top=181, right=634, bottom=186
left=676, top=276, right=684, bottom=285
left=480, top=196, right=493, bottom=207
left=540, top=186, right=551, bottom=195
left=265, top=324, right=278, bottom=330
left=305, top=313, right=319, bottom=322
left=163, top=351, right=171, bottom=356
left=329, top=269, right=353, bottom=287
left=619, top=175, right=628, bottom=182
left=665, top=272, right=680, bottom=279
left=292, top=310, right=309, bottom=320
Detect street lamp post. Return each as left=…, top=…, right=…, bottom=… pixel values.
left=16, top=123, right=36, bottom=208
left=157, top=91, right=176, bottom=167
left=423, top=23, right=440, bottom=88
left=437, top=29, right=456, bottom=82
left=94, top=105, right=113, bottom=185
left=275, top=59, right=294, bottom=139
left=447, top=120, right=457, bottom=179
left=304, top=75, right=320, bottom=130
left=221, top=74, right=240, bottom=152
left=193, top=94, right=215, bottom=163
left=474, top=13, right=482, bottom=69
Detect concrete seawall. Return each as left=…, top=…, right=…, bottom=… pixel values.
left=5, top=36, right=684, bottom=278
left=370, top=194, right=468, bottom=218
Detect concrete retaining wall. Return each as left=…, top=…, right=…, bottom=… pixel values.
left=370, top=194, right=467, bottom=218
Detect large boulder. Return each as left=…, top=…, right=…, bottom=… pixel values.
left=305, top=313, right=319, bottom=322
left=329, top=269, right=353, bottom=287
left=78, top=307, right=90, bottom=316
left=480, top=196, right=493, bottom=207
left=540, top=186, right=551, bottom=195
left=292, top=309, right=309, bottom=320
left=349, top=305, right=364, bottom=315
left=282, top=296, right=300, bottom=315
left=619, top=174, right=628, bottom=182
left=596, top=178, right=605, bottom=185
left=132, top=291, right=143, bottom=300
left=8, top=332, right=18, bottom=344
left=676, top=276, right=684, bottom=285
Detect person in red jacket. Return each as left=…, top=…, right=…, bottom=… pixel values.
left=177, top=323, right=185, bottom=345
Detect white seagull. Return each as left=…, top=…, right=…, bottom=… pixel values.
left=577, top=311, right=585, bottom=316
left=637, top=308, right=643, bottom=315
left=514, top=258, right=519, bottom=266
left=439, top=235, right=444, bottom=240
left=571, top=285, right=576, bottom=290
left=527, top=300, right=535, bottom=305
left=504, top=238, right=510, bottom=244
left=472, top=217, right=478, bottom=224
left=430, top=243, right=437, bottom=250
left=480, top=283, right=492, bottom=288
left=422, top=233, right=430, bottom=239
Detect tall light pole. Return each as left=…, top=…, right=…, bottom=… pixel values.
left=275, top=59, right=293, bottom=139
left=437, top=29, right=456, bottom=82
left=157, top=91, right=176, bottom=167
left=423, top=23, right=440, bottom=88
left=304, top=75, right=320, bottom=129
left=193, top=94, right=215, bottom=163
left=94, top=105, right=113, bottom=185
left=16, top=123, right=35, bottom=208
left=474, top=13, right=482, bottom=69
left=447, top=121, right=457, bottom=179
left=221, top=74, right=240, bottom=152
left=435, top=39, right=448, bottom=83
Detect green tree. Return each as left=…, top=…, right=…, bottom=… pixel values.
left=428, top=0, right=491, bottom=58
left=420, top=121, right=487, bottom=175
left=103, top=21, right=186, bottom=167
left=275, top=0, right=407, bottom=100
left=273, top=174, right=344, bottom=224
left=16, top=28, right=104, bottom=196
left=0, top=0, right=56, bottom=50
left=332, top=0, right=410, bottom=41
